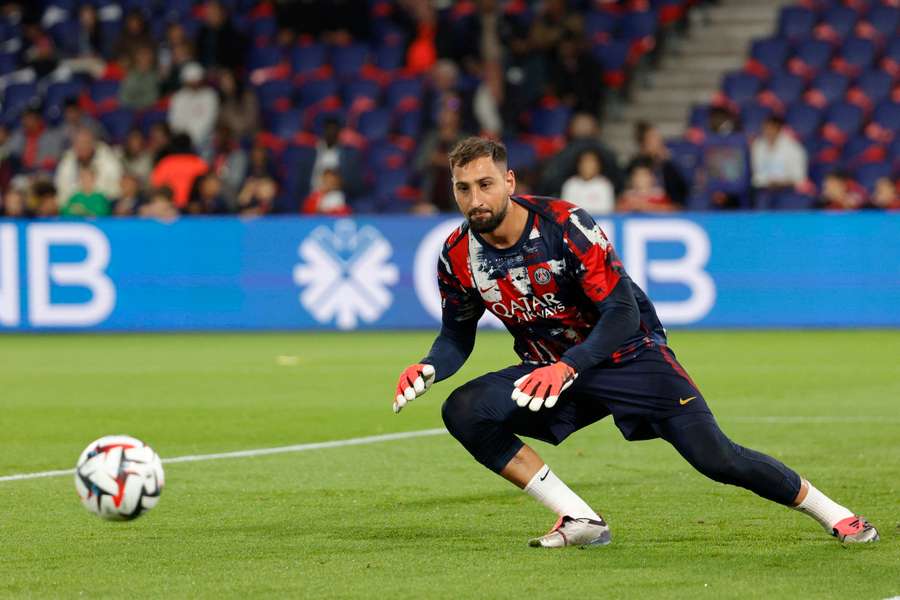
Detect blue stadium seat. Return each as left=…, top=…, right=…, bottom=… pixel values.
left=770, top=191, right=817, bottom=210
left=331, top=44, right=369, bottom=79
left=98, top=108, right=135, bottom=144
left=374, top=44, right=405, bottom=71
left=740, top=102, right=771, bottom=137
left=269, top=109, right=303, bottom=139
left=357, top=108, right=392, bottom=141
left=291, top=43, right=327, bottom=76
left=871, top=101, right=900, bottom=133
left=824, top=102, right=864, bottom=138
left=280, top=143, right=317, bottom=200
left=688, top=104, right=710, bottom=129
left=856, top=162, right=892, bottom=191
left=584, top=11, right=619, bottom=44
left=883, top=37, right=900, bottom=65
left=842, top=136, right=882, bottom=164
left=768, top=72, right=806, bottom=106
left=749, top=37, right=789, bottom=72
left=366, top=140, right=408, bottom=172
left=778, top=6, right=816, bottom=41
left=837, top=37, right=876, bottom=72
left=248, top=45, right=282, bottom=71
left=342, top=79, right=381, bottom=105
left=530, top=106, right=572, bottom=137
left=794, top=39, right=833, bottom=73
left=665, top=139, right=701, bottom=184
left=256, top=79, right=294, bottom=111
left=619, top=10, right=658, bottom=44
left=785, top=102, right=823, bottom=139
left=722, top=72, right=762, bottom=106
left=856, top=70, right=892, bottom=107
left=820, top=5, right=858, bottom=40
left=250, top=16, right=278, bottom=40
left=44, top=80, right=83, bottom=118
left=810, top=72, right=849, bottom=105
left=504, top=139, right=538, bottom=171
left=374, top=167, right=410, bottom=198
left=395, top=110, right=421, bottom=138
left=866, top=5, right=900, bottom=40
left=90, top=79, right=120, bottom=103
left=296, top=78, right=339, bottom=108
left=385, top=77, right=423, bottom=107
left=2, top=82, right=37, bottom=119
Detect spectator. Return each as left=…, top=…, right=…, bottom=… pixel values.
left=147, top=122, right=173, bottom=164
left=246, top=141, right=277, bottom=180
left=618, top=160, right=676, bottom=213
left=751, top=115, right=807, bottom=190
left=139, top=186, right=180, bottom=219
left=60, top=167, right=112, bottom=217
left=61, top=99, right=105, bottom=147
left=55, top=127, right=123, bottom=203
left=818, top=170, right=867, bottom=211
left=75, top=4, right=104, bottom=58
left=196, top=0, right=245, bottom=72
left=159, top=23, right=190, bottom=81
left=119, top=45, right=160, bottom=110
left=502, top=30, right=549, bottom=135
left=627, top=121, right=688, bottom=206
left=8, top=106, right=64, bottom=173
left=539, top=113, right=623, bottom=196
left=416, top=107, right=468, bottom=212
left=708, top=104, right=741, bottom=135
left=0, top=125, right=16, bottom=191
left=550, top=34, right=605, bottom=116
left=1, top=187, right=28, bottom=218
left=216, top=71, right=259, bottom=142
left=310, top=117, right=361, bottom=196
left=150, top=133, right=209, bottom=209
left=237, top=175, right=277, bottom=216
left=205, top=124, right=247, bottom=198
left=22, top=22, right=59, bottom=78
left=168, top=62, right=220, bottom=150
left=113, top=172, right=146, bottom=216
left=31, top=179, right=60, bottom=217
left=117, top=129, right=154, bottom=183
left=159, top=39, right=196, bottom=96
left=302, top=169, right=350, bottom=215
left=113, top=9, right=154, bottom=63
left=870, top=177, right=900, bottom=210
left=560, top=149, right=615, bottom=215
left=187, top=172, right=230, bottom=215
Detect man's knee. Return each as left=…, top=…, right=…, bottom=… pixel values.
left=442, top=383, right=488, bottom=439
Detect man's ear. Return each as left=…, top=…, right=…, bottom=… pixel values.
left=506, top=168, right=516, bottom=195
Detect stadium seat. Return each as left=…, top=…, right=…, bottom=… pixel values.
left=856, top=162, right=892, bottom=191
left=823, top=101, right=864, bottom=140
left=279, top=142, right=317, bottom=200
left=2, top=81, right=37, bottom=119
left=296, top=78, right=339, bottom=108
left=871, top=101, right=900, bottom=135
left=792, top=40, right=833, bottom=75
left=43, top=80, right=83, bottom=121
left=855, top=70, right=892, bottom=107
left=619, top=10, right=658, bottom=60
left=90, top=79, right=121, bottom=104
left=688, top=104, right=710, bottom=129
left=374, top=167, right=410, bottom=199
left=530, top=106, right=572, bottom=137
left=786, top=102, right=824, bottom=139
left=342, top=80, right=381, bottom=105
left=722, top=72, right=762, bottom=106
left=256, top=79, right=294, bottom=111
left=740, top=102, right=771, bottom=136
left=749, top=37, right=790, bottom=74
left=366, top=140, right=408, bottom=172
left=98, top=108, right=135, bottom=144
left=770, top=191, right=817, bottom=210
left=290, top=43, right=327, bottom=76
left=248, top=45, right=283, bottom=71
left=584, top=11, right=619, bottom=44
left=374, top=43, right=405, bottom=71
left=395, top=110, right=421, bottom=139
left=818, top=5, right=858, bottom=41
left=250, top=16, right=278, bottom=40
left=592, top=40, right=630, bottom=88
left=504, top=139, right=538, bottom=172
left=768, top=72, right=806, bottom=107
left=357, top=108, right=392, bottom=141
left=809, top=72, right=849, bottom=105
left=331, top=44, right=370, bottom=79
left=269, top=109, right=303, bottom=139
left=665, top=139, right=702, bottom=185
left=865, top=5, right=900, bottom=41
left=385, top=77, right=423, bottom=110
left=842, top=136, right=885, bottom=165
left=778, top=6, right=816, bottom=42
left=835, top=37, right=876, bottom=74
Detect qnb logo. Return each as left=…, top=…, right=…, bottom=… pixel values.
left=292, top=219, right=399, bottom=330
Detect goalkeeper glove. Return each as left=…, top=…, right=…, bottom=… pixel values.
left=393, top=363, right=436, bottom=413
left=511, top=362, right=577, bottom=412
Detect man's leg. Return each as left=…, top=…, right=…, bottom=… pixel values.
left=441, top=369, right=610, bottom=546
left=655, top=412, right=878, bottom=542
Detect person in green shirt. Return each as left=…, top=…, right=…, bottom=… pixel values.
left=61, top=167, right=112, bottom=217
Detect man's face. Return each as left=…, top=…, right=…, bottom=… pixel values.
left=451, top=156, right=515, bottom=233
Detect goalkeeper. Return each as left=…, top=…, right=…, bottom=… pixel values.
left=393, top=137, right=878, bottom=548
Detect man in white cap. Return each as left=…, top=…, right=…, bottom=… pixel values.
left=168, top=61, right=219, bottom=150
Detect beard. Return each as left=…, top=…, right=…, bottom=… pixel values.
left=467, top=199, right=508, bottom=233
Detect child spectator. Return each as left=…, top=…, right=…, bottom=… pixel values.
left=187, top=172, right=230, bottom=215
left=139, top=186, right=180, bottom=219
left=819, top=171, right=867, bottom=211
left=113, top=173, right=146, bottom=216
left=61, top=167, right=111, bottom=217
left=237, top=175, right=277, bottom=216
left=618, top=161, right=676, bottom=213
left=560, top=149, right=615, bottom=215
left=31, top=179, right=60, bottom=217
left=302, top=169, right=350, bottom=215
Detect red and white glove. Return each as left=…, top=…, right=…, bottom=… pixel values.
left=393, top=363, right=436, bottom=413
left=511, top=362, right=577, bottom=412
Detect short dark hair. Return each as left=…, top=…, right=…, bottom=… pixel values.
left=448, top=137, right=507, bottom=171
left=634, top=121, right=652, bottom=146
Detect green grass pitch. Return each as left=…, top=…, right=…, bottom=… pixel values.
left=0, top=330, right=898, bottom=599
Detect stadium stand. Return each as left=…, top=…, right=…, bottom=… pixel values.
left=0, top=0, right=897, bottom=218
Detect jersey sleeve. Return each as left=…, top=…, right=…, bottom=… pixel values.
left=420, top=244, right=485, bottom=382
left=560, top=208, right=640, bottom=372
left=562, top=208, right=624, bottom=302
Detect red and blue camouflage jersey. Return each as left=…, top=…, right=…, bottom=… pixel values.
left=422, top=195, right=667, bottom=379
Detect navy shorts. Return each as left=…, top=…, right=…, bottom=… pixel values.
left=466, top=344, right=711, bottom=448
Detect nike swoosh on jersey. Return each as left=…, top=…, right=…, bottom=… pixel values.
left=679, top=396, right=697, bottom=405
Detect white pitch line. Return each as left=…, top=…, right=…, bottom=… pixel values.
left=0, top=428, right=448, bottom=484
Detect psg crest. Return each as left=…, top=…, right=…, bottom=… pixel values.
left=534, top=267, right=552, bottom=285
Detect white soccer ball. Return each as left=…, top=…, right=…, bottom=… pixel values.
left=74, top=435, right=164, bottom=521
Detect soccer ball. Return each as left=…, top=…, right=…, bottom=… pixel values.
left=74, top=435, right=164, bottom=521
